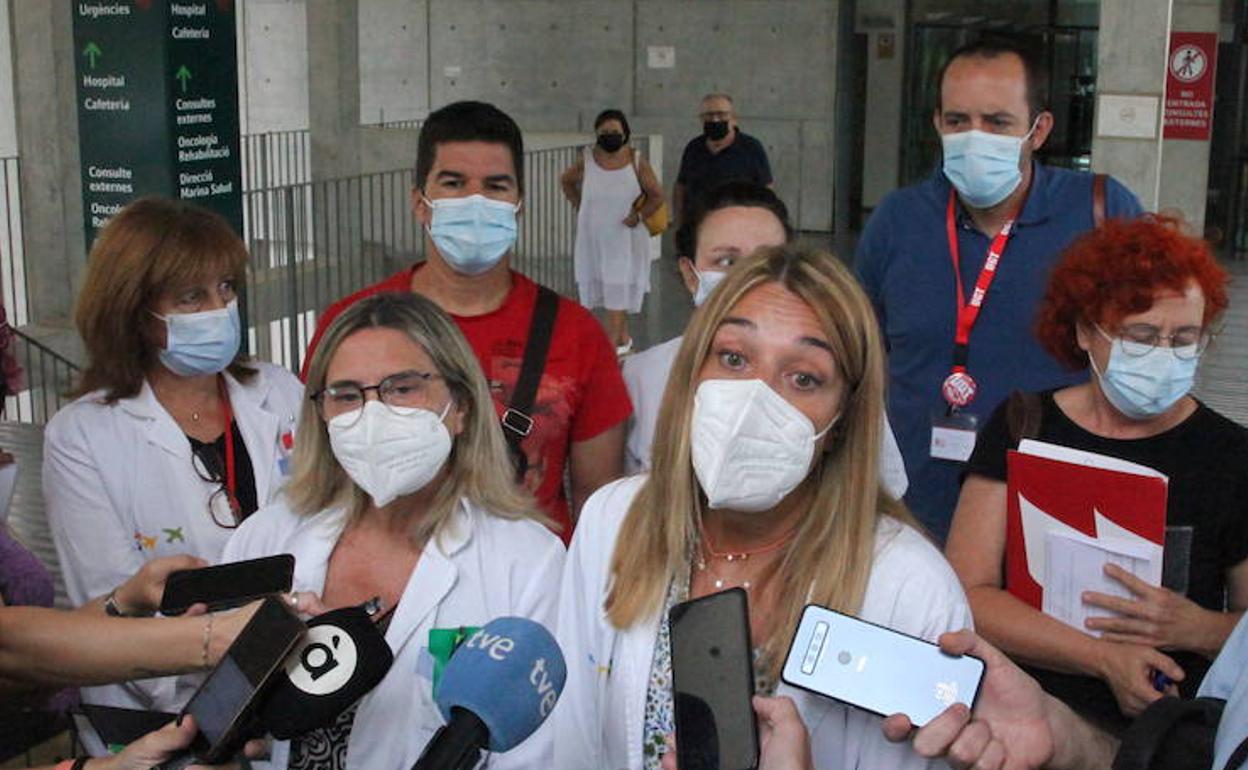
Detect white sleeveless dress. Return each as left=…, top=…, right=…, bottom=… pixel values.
left=573, top=147, right=651, bottom=312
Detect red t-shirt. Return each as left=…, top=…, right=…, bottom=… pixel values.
left=303, top=266, right=632, bottom=540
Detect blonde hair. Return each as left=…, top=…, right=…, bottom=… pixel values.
left=73, top=197, right=253, bottom=402
left=606, top=245, right=914, bottom=682
left=289, top=292, right=543, bottom=544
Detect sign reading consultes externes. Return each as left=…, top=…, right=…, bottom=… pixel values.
left=72, top=0, right=243, bottom=248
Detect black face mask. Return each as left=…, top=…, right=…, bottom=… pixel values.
left=703, top=120, right=730, bottom=141
left=596, top=133, right=626, bottom=153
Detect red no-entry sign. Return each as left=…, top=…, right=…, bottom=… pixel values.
left=1164, top=31, right=1218, bottom=141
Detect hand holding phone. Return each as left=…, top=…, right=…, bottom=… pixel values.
left=782, top=605, right=984, bottom=727
left=160, top=554, right=295, bottom=616
left=179, top=595, right=305, bottom=764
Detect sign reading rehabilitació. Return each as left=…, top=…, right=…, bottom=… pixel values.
left=72, top=0, right=243, bottom=248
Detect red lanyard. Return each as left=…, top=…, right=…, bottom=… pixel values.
left=942, top=190, right=1018, bottom=407
left=218, top=377, right=239, bottom=515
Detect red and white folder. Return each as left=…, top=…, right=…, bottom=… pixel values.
left=1004, top=440, right=1167, bottom=627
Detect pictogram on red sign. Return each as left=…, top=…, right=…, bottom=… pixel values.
left=1164, top=32, right=1218, bottom=141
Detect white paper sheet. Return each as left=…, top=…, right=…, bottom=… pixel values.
left=1042, top=529, right=1163, bottom=636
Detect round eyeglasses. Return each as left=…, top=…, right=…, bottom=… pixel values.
left=191, top=443, right=242, bottom=529
left=1099, top=323, right=1213, bottom=361
left=311, top=369, right=444, bottom=426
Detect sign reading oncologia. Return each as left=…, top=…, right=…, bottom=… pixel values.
left=72, top=0, right=243, bottom=248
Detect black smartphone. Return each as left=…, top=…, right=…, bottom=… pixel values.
left=180, top=595, right=305, bottom=764
left=160, top=554, right=295, bottom=616
left=78, top=704, right=177, bottom=749
left=669, top=587, right=759, bottom=770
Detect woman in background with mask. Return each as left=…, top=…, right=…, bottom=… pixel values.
left=224, top=292, right=563, bottom=769
left=556, top=245, right=970, bottom=770
left=45, top=197, right=304, bottom=713
left=562, top=108, right=665, bottom=355
left=946, top=216, right=1248, bottom=734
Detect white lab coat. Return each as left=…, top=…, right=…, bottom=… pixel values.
left=554, top=476, right=970, bottom=770
left=223, top=494, right=565, bottom=770
left=44, top=362, right=304, bottom=711
left=621, top=336, right=912, bottom=497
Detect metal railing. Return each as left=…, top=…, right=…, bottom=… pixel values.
left=3, top=328, right=80, bottom=424
left=0, top=156, right=29, bottom=328
left=240, top=130, right=311, bottom=192
left=241, top=138, right=618, bottom=373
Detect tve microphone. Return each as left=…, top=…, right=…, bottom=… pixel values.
left=257, top=605, right=394, bottom=740
left=411, top=616, right=566, bottom=770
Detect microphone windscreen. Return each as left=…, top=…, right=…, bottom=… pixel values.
left=434, top=617, right=566, bottom=753
left=257, top=606, right=394, bottom=740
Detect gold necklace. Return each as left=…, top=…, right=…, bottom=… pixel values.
left=694, top=522, right=797, bottom=591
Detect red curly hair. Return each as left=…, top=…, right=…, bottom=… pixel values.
left=1036, top=216, right=1228, bottom=370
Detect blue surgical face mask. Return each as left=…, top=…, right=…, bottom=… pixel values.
left=424, top=194, right=519, bottom=276
left=152, top=299, right=241, bottom=377
left=1089, top=325, right=1199, bottom=420
left=941, top=121, right=1037, bottom=209
left=692, top=268, right=727, bottom=307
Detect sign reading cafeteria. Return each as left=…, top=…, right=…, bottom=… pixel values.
left=1163, top=31, right=1218, bottom=141
left=72, top=0, right=243, bottom=248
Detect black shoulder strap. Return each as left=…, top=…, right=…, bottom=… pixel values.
left=501, top=285, right=560, bottom=482
left=1005, top=390, right=1044, bottom=446
left=1113, top=696, right=1224, bottom=770
left=1093, top=173, right=1108, bottom=228
left=1224, top=734, right=1248, bottom=770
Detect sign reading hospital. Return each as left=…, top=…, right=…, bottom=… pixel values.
left=1163, top=31, right=1218, bottom=141
left=72, top=0, right=243, bottom=248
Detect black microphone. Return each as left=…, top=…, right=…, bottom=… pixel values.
left=256, top=604, right=394, bottom=740
left=411, top=617, right=566, bottom=770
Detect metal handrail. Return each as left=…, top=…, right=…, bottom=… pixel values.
left=4, top=327, right=81, bottom=425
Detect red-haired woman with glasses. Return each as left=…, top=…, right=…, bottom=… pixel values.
left=946, top=216, right=1248, bottom=736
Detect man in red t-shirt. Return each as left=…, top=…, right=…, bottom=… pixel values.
left=304, top=101, right=631, bottom=540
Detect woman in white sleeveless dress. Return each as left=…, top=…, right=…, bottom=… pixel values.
left=562, top=109, right=665, bottom=355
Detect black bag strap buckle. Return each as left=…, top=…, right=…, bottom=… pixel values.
left=501, top=408, right=534, bottom=438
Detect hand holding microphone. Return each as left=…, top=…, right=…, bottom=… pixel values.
left=412, top=616, right=566, bottom=770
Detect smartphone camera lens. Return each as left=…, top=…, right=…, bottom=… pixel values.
left=837, top=651, right=852, bottom=665
left=709, top=646, right=721, bottom=658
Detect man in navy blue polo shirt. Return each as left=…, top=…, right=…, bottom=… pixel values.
left=673, top=93, right=773, bottom=224
left=855, top=39, right=1142, bottom=543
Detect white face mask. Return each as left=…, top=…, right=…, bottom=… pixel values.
left=327, top=400, right=453, bottom=508
left=691, top=268, right=727, bottom=308
left=690, top=379, right=834, bottom=512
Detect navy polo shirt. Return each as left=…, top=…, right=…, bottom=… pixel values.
left=676, top=129, right=773, bottom=218
left=854, top=163, right=1143, bottom=542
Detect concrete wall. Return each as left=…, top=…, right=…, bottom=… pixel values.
left=256, top=0, right=838, bottom=231
left=1158, top=0, right=1219, bottom=229
left=238, top=0, right=309, bottom=133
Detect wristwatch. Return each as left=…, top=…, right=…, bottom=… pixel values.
left=103, top=589, right=152, bottom=618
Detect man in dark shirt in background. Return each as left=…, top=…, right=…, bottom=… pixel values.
left=673, top=93, right=773, bottom=224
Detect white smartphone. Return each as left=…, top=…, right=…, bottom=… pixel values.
left=781, top=604, right=984, bottom=726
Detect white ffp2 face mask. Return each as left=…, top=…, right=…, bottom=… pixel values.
left=327, top=400, right=453, bottom=508
left=692, top=268, right=727, bottom=308
left=690, top=379, right=834, bottom=512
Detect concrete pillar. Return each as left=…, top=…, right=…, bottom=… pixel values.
left=11, top=0, right=84, bottom=325
left=1158, top=0, right=1220, bottom=230
left=306, top=0, right=361, bottom=181
left=1091, top=0, right=1174, bottom=210
left=0, top=0, right=16, bottom=156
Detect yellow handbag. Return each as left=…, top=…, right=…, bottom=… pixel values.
left=631, top=153, right=669, bottom=237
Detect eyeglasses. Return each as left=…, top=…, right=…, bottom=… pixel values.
left=1098, top=323, right=1213, bottom=361
left=191, top=443, right=241, bottom=529
left=699, top=110, right=732, bottom=121
left=311, top=369, right=444, bottom=427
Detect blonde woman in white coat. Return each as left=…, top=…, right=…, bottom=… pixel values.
left=225, top=292, right=563, bottom=769
left=45, top=198, right=303, bottom=714
left=555, top=246, right=971, bottom=770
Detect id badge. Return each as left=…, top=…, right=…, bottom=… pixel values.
left=930, top=411, right=978, bottom=462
